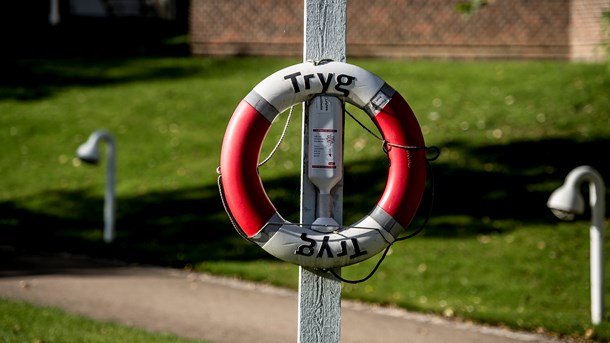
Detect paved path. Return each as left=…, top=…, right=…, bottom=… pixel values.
left=0, top=247, right=567, bottom=343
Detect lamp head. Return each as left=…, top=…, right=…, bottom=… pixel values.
left=547, top=184, right=585, bottom=221
left=76, top=136, right=101, bottom=164
left=76, top=129, right=115, bottom=165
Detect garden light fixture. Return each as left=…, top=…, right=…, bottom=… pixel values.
left=547, top=165, right=606, bottom=324
left=76, top=130, right=117, bottom=243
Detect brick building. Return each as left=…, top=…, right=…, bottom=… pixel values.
left=190, top=0, right=610, bottom=61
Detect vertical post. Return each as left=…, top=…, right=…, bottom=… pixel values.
left=589, top=177, right=605, bottom=325
left=104, top=136, right=117, bottom=243
left=590, top=223, right=604, bottom=325
left=49, top=0, right=60, bottom=25
left=76, top=130, right=117, bottom=243
left=299, top=1, right=346, bottom=342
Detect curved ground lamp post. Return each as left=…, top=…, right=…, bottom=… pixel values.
left=76, top=130, right=116, bottom=243
left=547, top=165, right=606, bottom=324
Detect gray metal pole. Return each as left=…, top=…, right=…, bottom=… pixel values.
left=103, top=135, right=116, bottom=243
left=299, top=1, right=347, bottom=342
left=76, top=130, right=117, bottom=243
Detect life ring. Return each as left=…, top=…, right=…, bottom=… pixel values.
left=219, top=61, right=427, bottom=269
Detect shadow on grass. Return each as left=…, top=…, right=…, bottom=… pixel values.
left=0, top=57, right=247, bottom=101
left=0, top=185, right=269, bottom=268
left=0, top=18, right=268, bottom=101
left=419, top=137, right=610, bottom=237
left=0, top=55, right=293, bottom=101
left=1, top=137, right=609, bottom=268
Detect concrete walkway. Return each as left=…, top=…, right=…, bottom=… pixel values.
left=0, top=247, right=567, bottom=343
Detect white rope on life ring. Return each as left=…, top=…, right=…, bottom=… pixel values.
left=219, top=61, right=427, bottom=269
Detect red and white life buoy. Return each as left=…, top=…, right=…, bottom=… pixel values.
left=219, top=61, right=427, bottom=269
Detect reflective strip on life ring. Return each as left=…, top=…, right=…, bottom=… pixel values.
left=219, top=61, right=426, bottom=269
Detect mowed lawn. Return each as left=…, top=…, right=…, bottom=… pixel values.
left=1, top=56, right=609, bottom=341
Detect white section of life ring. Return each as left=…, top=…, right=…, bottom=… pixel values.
left=247, top=61, right=386, bottom=122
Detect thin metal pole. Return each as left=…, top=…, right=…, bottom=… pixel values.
left=299, top=1, right=347, bottom=342
left=76, top=130, right=117, bottom=243
left=588, top=172, right=605, bottom=325
left=103, top=136, right=116, bottom=243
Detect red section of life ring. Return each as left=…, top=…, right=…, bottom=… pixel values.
left=372, top=92, right=426, bottom=228
left=220, top=100, right=276, bottom=235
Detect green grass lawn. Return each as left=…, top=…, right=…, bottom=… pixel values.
left=0, top=299, right=205, bottom=343
left=1, top=56, right=609, bottom=341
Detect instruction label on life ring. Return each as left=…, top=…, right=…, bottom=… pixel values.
left=311, top=96, right=338, bottom=169
left=311, top=128, right=337, bottom=169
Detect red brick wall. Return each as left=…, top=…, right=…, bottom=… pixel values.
left=190, top=0, right=303, bottom=56
left=190, top=0, right=610, bottom=61
left=570, top=0, right=610, bottom=61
